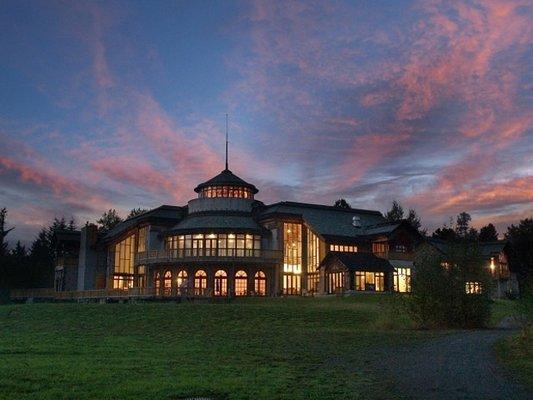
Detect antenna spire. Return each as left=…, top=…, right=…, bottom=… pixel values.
left=225, top=113, right=229, bottom=170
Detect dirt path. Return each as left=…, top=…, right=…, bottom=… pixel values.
left=377, top=330, right=531, bottom=400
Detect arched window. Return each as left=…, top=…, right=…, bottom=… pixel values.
left=154, top=271, right=161, bottom=295
left=176, top=270, right=188, bottom=294
left=254, top=271, right=266, bottom=296
left=194, top=270, right=207, bottom=295
left=214, top=270, right=228, bottom=296
left=163, top=270, right=172, bottom=296
left=235, top=270, right=248, bottom=296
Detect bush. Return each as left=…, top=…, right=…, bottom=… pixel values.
left=406, top=244, right=493, bottom=328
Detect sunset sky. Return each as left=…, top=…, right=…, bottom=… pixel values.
left=1, top=0, right=532, bottom=244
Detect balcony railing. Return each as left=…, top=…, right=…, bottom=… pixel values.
left=135, top=248, right=282, bottom=265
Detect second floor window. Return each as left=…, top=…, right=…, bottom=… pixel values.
left=372, top=242, right=388, bottom=254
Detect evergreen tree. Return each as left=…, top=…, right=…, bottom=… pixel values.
left=333, top=199, right=351, bottom=209
left=406, top=208, right=422, bottom=231
left=506, top=218, right=533, bottom=293
left=455, top=212, right=472, bottom=239
left=432, top=227, right=457, bottom=241
left=0, top=208, right=14, bottom=257
left=97, top=209, right=123, bottom=232
left=479, top=223, right=498, bottom=242
left=127, top=208, right=149, bottom=219
left=385, top=200, right=404, bottom=222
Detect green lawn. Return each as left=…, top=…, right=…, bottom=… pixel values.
left=0, top=296, right=521, bottom=400
left=495, top=325, right=533, bottom=389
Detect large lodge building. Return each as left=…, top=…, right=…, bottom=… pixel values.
left=55, top=168, right=422, bottom=297
left=53, top=168, right=517, bottom=299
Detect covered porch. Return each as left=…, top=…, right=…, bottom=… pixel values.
left=320, top=252, right=395, bottom=294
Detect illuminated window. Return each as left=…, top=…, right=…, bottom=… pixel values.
left=372, top=242, right=388, bottom=254
left=235, top=270, right=248, bottom=296
left=113, top=275, right=133, bottom=290
left=200, top=185, right=254, bottom=199
left=283, top=223, right=302, bottom=294
left=254, top=271, right=266, bottom=296
left=176, top=270, right=188, bottom=294
left=166, top=233, right=261, bottom=258
left=329, top=244, right=357, bottom=253
left=138, top=226, right=148, bottom=253
left=465, top=281, right=482, bottom=294
left=154, top=272, right=161, bottom=295
left=394, top=244, right=407, bottom=253
left=194, top=270, right=207, bottom=295
left=214, top=270, right=228, bottom=296
left=327, top=271, right=345, bottom=293
left=393, top=268, right=411, bottom=293
left=163, top=270, right=172, bottom=296
left=114, top=234, right=135, bottom=274
left=307, top=229, right=321, bottom=293
left=355, top=272, right=385, bottom=291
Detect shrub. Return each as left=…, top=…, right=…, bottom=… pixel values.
left=406, top=244, right=493, bottom=328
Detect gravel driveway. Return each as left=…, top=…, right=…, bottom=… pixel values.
left=377, top=330, right=532, bottom=400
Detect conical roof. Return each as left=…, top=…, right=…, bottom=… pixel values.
left=194, top=169, right=258, bottom=194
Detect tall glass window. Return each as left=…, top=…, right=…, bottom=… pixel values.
left=283, top=223, right=302, bottom=295
left=114, top=234, right=135, bottom=274
left=235, top=270, right=247, bottom=296
left=214, top=270, right=227, bottom=296
left=194, top=270, right=207, bottom=295
left=163, top=270, right=172, bottom=296
left=393, top=268, right=411, bottom=293
left=307, top=228, right=321, bottom=293
left=254, top=271, right=266, bottom=296
left=176, top=270, right=188, bottom=294
left=137, top=226, right=148, bottom=253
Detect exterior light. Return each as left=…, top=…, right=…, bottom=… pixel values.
left=490, top=257, right=495, bottom=272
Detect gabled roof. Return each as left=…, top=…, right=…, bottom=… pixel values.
left=194, top=169, right=258, bottom=194
left=320, top=251, right=394, bottom=272
left=103, top=205, right=185, bottom=241
left=260, top=201, right=385, bottom=238
left=426, top=238, right=508, bottom=257
left=479, top=241, right=507, bottom=256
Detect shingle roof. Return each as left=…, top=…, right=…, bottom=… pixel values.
left=479, top=241, right=507, bottom=256
left=426, top=238, right=508, bottom=257
left=260, top=201, right=386, bottom=238
left=104, top=205, right=184, bottom=240
left=320, top=252, right=394, bottom=272
left=168, top=213, right=263, bottom=234
left=194, top=169, right=258, bottom=194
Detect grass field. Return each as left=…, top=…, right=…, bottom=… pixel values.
left=0, top=296, right=522, bottom=400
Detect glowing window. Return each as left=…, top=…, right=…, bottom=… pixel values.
left=254, top=271, right=266, bottom=296
left=176, top=270, right=188, bottom=293
left=163, top=270, right=172, bottom=296
left=372, top=242, right=388, bottom=254
left=329, top=244, right=357, bottom=253
left=235, top=270, right=248, bottom=296
left=194, top=270, right=207, bottom=295
left=355, top=272, right=385, bottom=291
left=114, top=234, right=135, bottom=274
left=465, top=281, right=482, bottom=294
left=393, top=268, right=411, bottom=293
left=138, top=226, right=148, bottom=253
left=214, top=270, right=227, bottom=296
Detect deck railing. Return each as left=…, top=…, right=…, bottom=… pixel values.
left=135, top=248, right=282, bottom=265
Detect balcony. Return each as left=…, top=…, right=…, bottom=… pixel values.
left=135, top=248, right=283, bottom=265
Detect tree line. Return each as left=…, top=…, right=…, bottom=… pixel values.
left=0, top=207, right=147, bottom=289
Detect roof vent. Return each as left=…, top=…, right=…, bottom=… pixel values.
left=352, top=216, right=362, bottom=228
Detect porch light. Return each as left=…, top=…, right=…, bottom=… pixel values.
left=490, top=257, right=495, bottom=271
